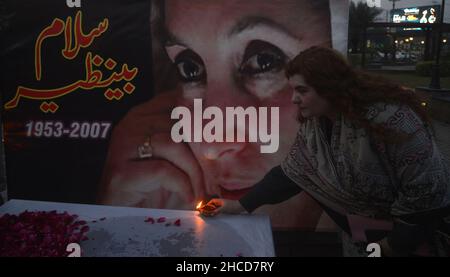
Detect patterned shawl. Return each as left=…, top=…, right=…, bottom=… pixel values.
left=281, top=103, right=450, bottom=218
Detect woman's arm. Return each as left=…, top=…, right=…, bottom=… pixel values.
left=239, top=165, right=303, bottom=213
left=201, top=166, right=303, bottom=216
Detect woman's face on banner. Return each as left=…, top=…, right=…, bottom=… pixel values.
left=164, top=0, right=331, bottom=199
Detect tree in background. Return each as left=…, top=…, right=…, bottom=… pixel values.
left=349, top=1, right=383, bottom=53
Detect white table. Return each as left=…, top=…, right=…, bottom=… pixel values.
left=0, top=199, right=275, bottom=257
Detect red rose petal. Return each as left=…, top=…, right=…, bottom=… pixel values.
left=157, top=217, right=166, bottom=223
left=144, top=217, right=155, bottom=224
left=80, top=226, right=90, bottom=233
left=174, top=219, right=181, bottom=226
left=0, top=211, right=90, bottom=257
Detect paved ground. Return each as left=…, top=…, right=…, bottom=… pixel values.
left=380, top=65, right=416, bottom=71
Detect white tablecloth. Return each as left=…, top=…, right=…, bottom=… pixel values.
left=0, top=199, right=275, bottom=257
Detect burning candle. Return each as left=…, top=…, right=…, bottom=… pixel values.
left=196, top=200, right=222, bottom=216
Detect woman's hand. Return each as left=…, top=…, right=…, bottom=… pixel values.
left=199, top=198, right=246, bottom=216
left=98, top=90, right=206, bottom=209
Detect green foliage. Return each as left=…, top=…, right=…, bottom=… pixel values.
left=416, top=61, right=450, bottom=77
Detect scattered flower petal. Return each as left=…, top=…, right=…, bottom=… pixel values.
left=144, top=217, right=155, bottom=224
left=0, top=211, right=90, bottom=257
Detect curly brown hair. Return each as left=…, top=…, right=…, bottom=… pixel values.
left=285, top=46, right=431, bottom=142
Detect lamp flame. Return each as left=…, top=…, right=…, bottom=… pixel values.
left=196, top=201, right=203, bottom=210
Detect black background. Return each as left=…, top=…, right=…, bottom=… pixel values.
left=0, top=0, right=154, bottom=204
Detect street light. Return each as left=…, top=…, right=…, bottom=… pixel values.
left=388, top=0, right=401, bottom=11
left=389, top=1, right=402, bottom=63
left=429, top=0, right=446, bottom=89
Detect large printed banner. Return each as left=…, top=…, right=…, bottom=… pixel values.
left=1, top=0, right=349, bottom=229
left=1, top=0, right=153, bottom=202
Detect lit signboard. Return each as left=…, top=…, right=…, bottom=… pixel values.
left=392, top=5, right=440, bottom=24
